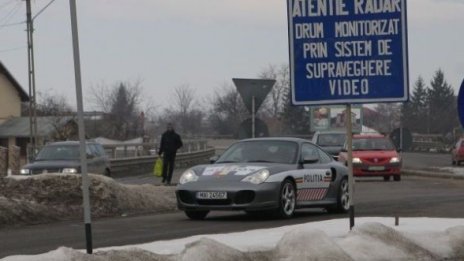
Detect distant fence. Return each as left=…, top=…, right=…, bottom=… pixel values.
left=109, top=148, right=215, bottom=177
left=0, top=147, right=7, bottom=177
left=8, top=146, right=20, bottom=175
left=0, top=146, right=20, bottom=177
left=102, top=140, right=208, bottom=159
left=103, top=139, right=214, bottom=177
left=411, top=134, right=450, bottom=153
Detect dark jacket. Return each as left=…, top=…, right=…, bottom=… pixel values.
left=158, top=130, right=183, bottom=155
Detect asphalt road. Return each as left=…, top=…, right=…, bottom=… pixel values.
left=2, top=175, right=464, bottom=258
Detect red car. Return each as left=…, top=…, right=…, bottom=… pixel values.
left=338, top=134, right=402, bottom=181
left=451, top=139, right=464, bottom=165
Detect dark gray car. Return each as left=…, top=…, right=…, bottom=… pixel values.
left=312, top=131, right=346, bottom=160
left=176, top=138, right=349, bottom=220
left=20, top=141, right=111, bottom=176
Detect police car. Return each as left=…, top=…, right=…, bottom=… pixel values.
left=175, top=138, right=349, bottom=220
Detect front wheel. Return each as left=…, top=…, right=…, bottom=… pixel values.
left=393, top=175, right=401, bottom=181
left=327, top=178, right=350, bottom=213
left=383, top=175, right=391, bottom=181
left=185, top=210, right=209, bottom=220
left=275, top=180, right=296, bottom=218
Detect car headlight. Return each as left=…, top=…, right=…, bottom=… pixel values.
left=390, top=157, right=401, bottom=163
left=179, top=169, right=199, bottom=184
left=241, top=169, right=270, bottom=184
left=352, top=157, right=362, bottom=164
left=20, top=168, right=30, bottom=175
left=62, top=168, right=78, bottom=174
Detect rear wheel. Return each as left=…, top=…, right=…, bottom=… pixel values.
left=327, top=178, right=349, bottom=213
left=275, top=179, right=296, bottom=218
left=383, top=175, right=391, bottom=181
left=185, top=210, right=209, bottom=220
left=393, top=175, right=401, bottom=181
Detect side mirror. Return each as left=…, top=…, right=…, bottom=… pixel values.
left=300, top=155, right=319, bottom=164
left=396, top=148, right=402, bottom=152
left=209, top=155, right=219, bottom=164
left=341, top=148, right=347, bottom=152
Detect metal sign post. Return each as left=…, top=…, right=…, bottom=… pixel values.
left=252, top=96, right=256, bottom=138
left=233, top=78, right=275, bottom=139
left=69, top=0, right=93, bottom=254
left=345, top=104, right=355, bottom=229
left=457, top=79, right=464, bottom=128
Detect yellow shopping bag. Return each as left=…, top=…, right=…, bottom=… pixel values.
left=154, top=158, right=163, bottom=177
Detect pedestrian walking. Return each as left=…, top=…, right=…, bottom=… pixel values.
left=158, top=123, right=183, bottom=185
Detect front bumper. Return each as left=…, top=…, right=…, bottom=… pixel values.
left=176, top=181, right=281, bottom=211
left=352, top=163, right=401, bottom=176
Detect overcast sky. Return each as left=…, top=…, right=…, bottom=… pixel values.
left=1, top=0, right=463, bottom=112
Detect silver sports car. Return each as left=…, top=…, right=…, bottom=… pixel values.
left=176, top=138, right=350, bottom=220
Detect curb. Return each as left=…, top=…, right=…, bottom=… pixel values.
left=402, top=168, right=464, bottom=180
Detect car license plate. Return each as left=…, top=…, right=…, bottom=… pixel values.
left=368, top=166, right=385, bottom=171
left=196, top=191, right=227, bottom=200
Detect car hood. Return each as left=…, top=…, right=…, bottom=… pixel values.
left=352, top=150, right=398, bottom=159
left=190, top=163, right=295, bottom=182
left=22, top=160, right=80, bottom=170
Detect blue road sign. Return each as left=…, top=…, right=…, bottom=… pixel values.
left=457, top=79, right=464, bottom=128
left=287, top=0, right=409, bottom=105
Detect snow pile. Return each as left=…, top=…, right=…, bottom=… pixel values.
left=4, top=218, right=464, bottom=261
left=0, top=174, right=177, bottom=226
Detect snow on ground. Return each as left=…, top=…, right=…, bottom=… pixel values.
left=435, top=167, right=464, bottom=177
left=0, top=174, right=177, bottom=226
left=3, top=217, right=464, bottom=261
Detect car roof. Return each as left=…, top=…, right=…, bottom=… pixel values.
left=353, top=134, right=385, bottom=139
left=314, top=130, right=346, bottom=134
left=45, top=141, right=98, bottom=146
left=239, top=137, right=311, bottom=144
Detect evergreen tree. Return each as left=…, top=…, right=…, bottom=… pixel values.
left=402, top=76, right=428, bottom=132
left=426, top=70, right=457, bottom=134
left=109, top=83, right=139, bottom=140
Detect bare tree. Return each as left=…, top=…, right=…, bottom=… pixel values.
left=171, top=84, right=195, bottom=116
left=207, top=83, right=248, bottom=136
left=22, top=90, right=73, bottom=117
left=373, top=103, right=402, bottom=133
left=164, top=84, right=200, bottom=135
left=259, top=64, right=289, bottom=118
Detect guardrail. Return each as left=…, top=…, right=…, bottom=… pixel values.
left=109, top=148, right=215, bottom=177
left=102, top=140, right=208, bottom=159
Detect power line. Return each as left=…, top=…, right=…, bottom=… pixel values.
left=0, top=1, right=22, bottom=28
left=0, top=0, right=16, bottom=13
left=33, top=0, right=57, bottom=21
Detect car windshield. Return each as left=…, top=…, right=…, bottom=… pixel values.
left=317, top=133, right=345, bottom=146
left=217, top=140, right=298, bottom=164
left=35, top=145, right=80, bottom=161
left=352, top=138, right=396, bottom=151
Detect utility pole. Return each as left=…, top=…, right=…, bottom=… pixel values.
left=25, top=0, right=38, bottom=158
left=69, top=0, right=93, bottom=253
